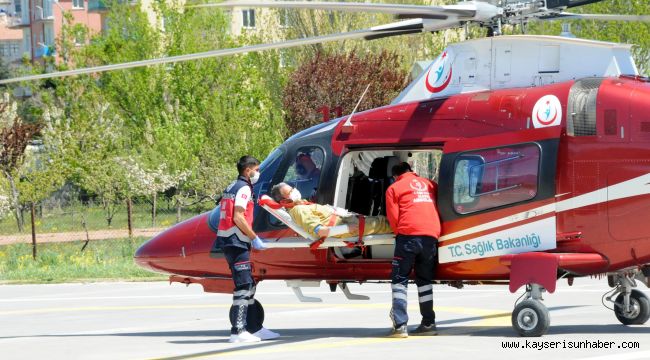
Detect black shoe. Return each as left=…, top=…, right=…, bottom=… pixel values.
left=387, top=324, right=408, bottom=338
left=411, top=323, right=437, bottom=336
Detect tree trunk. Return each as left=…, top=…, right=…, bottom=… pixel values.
left=5, top=172, right=23, bottom=233
left=127, top=197, right=133, bottom=238
left=151, top=193, right=157, bottom=227
left=176, top=198, right=181, bottom=224
left=103, top=198, right=114, bottom=228
left=31, top=202, right=36, bottom=260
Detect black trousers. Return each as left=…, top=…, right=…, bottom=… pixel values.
left=390, top=234, right=437, bottom=327
left=223, top=245, right=259, bottom=335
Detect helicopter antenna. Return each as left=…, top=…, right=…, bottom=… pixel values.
left=342, top=83, right=371, bottom=130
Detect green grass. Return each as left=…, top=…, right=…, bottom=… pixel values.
left=0, top=237, right=166, bottom=283
left=0, top=203, right=212, bottom=235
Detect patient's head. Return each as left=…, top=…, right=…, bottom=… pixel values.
left=270, top=182, right=302, bottom=204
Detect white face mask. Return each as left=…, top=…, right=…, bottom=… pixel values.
left=289, top=188, right=302, bottom=201
left=249, top=171, right=260, bottom=185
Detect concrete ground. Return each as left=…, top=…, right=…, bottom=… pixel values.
left=1, top=278, right=649, bottom=360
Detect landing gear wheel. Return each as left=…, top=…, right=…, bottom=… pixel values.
left=614, top=289, right=650, bottom=325
left=511, top=299, right=550, bottom=337
left=228, top=300, right=265, bottom=334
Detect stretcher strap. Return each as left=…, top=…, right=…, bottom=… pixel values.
left=345, top=215, right=366, bottom=249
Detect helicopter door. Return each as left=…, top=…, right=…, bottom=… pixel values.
left=437, top=128, right=560, bottom=264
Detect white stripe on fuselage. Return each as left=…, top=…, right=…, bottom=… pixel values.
left=439, top=172, right=650, bottom=243
left=439, top=204, right=555, bottom=242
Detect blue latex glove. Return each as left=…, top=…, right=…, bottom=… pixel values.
left=252, top=236, right=267, bottom=250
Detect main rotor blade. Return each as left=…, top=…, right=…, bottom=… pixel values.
left=543, top=12, right=650, bottom=22
left=190, top=1, right=473, bottom=18
left=190, top=1, right=501, bottom=21
left=0, top=21, right=425, bottom=85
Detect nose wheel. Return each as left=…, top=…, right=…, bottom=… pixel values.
left=512, top=299, right=550, bottom=337
left=614, top=290, right=650, bottom=325
left=606, top=272, right=650, bottom=326
left=511, top=284, right=550, bottom=337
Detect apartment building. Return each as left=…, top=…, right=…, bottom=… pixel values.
left=5, top=0, right=102, bottom=62
left=0, top=5, right=24, bottom=64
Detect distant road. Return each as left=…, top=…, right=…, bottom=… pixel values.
left=0, top=228, right=166, bottom=245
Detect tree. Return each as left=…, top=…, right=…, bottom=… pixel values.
left=39, top=1, right=287, bottom=226
left=283, top=51, right=408, bottom=133
left=0, top=191, right=9, bottom=219
left=0, top=56, right=10, bottom=83
left=0, top=94, right=41, bottom=232
left=117, top=156, right=187, bottom=228
left=44, top=84, right=130, bottom=228
left=17, top=139, right=66, bottom=259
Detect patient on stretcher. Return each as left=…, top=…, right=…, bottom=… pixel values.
left=269, top=182, right=392, bottom=238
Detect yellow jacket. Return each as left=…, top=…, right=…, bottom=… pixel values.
left=288, top=204, right=392, bottom=238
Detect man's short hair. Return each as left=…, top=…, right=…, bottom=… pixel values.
left=237, top=155, right=260, bottom=175
left=392, top=162, right=412, bottom=177
left=270, top=182, right=289, bottom=202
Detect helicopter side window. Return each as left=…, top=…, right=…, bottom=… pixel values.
left=453, top=144, right=540, bottom=214
left=282, top=146, right=324, bottom=202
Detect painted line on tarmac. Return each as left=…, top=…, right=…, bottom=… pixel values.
left=0, top=288, right=610, bottom=303
left=0, top=302, right=511, bottom=327
left=147, top=323, right=508, bottom=360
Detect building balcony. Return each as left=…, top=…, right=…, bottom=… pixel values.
left=34, top=3, right=54, bottom=22
left=7, top=15, right=29, bottom=28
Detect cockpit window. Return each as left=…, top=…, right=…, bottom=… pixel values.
left=282, top=146, right=324, bottom=201
left=254, top=147, right=285, bottom=199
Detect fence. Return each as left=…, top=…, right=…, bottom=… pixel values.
left=0, top=197, right=215, bottom=257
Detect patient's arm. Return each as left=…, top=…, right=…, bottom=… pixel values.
left=288, top=204, right=335, bottom=237
left=317, top=227, right=330, bottom=237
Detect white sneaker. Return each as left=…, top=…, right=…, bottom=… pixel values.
left=253, top=327, right=280, bottom=340
left=228, top=331, right=261, bottom=343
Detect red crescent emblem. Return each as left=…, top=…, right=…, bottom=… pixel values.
left=536, top=107, right=558, bottom=125
left=425, top=67, right=453, bottom=93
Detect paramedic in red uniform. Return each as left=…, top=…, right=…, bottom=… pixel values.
left=216, top=155, right=280, bottom=343
left=385, top=162, right=441, bottom=338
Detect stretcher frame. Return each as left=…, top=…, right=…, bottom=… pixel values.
left=258, top=195, right=395, bottom=249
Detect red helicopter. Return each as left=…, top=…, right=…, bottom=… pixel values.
left=4, top=0, right=650, bottom=338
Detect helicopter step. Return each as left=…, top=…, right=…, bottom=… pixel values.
left=285, top=280, right=370, bottom=302
left=604, top=269, right=650, bottom=326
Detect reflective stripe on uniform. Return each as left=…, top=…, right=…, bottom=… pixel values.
left=217, top=226, right=252, bottom=243
left=419, top=294, right=433, bottom=303
left=418, top=284, right=433, bottom=292
left=233, top=289, right=251, bottom=297
left=392, top=292, right=408, bottom=301
left=233, top=299, right=248, bottom=306
left=391, top=284, right=407, bottom=291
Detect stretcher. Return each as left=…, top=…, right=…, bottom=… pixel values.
left=258, top=195, right=395, bottom=249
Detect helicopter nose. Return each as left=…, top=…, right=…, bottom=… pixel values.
left=134, top=215, right=201, bottom=273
